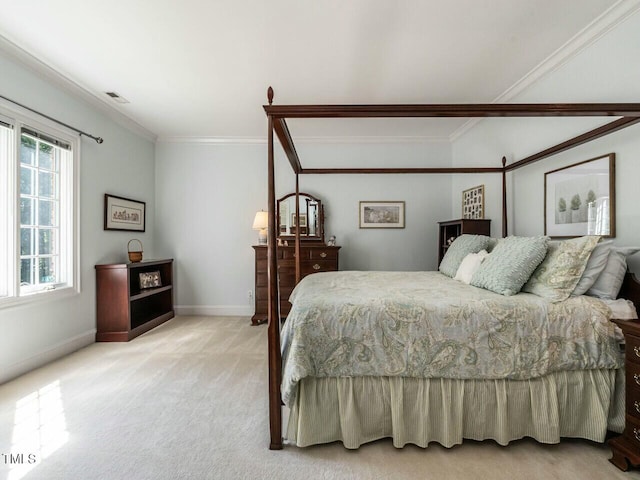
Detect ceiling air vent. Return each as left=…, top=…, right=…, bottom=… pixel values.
left=104, top=91, right=129, bottom=104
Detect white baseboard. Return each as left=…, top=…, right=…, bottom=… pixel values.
left=1, top=329, right=95, bottom=385
left=175, top=305, right=253, bottom=317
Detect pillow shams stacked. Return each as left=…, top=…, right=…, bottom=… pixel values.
left=571, top=240, right=613, bottom=296
left=587, top=247, right=640, bottom=299
left=470, top=236, right=549, bottom=296
left=522, top=235, right=600, bottom=302
left=439, top=234, right=491, bottom=278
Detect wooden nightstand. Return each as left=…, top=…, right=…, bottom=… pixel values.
left=610, top=319, right=640, bottom=471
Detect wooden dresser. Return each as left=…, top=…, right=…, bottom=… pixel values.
left=610, top=319, right=640, bottom=471
left=252, top=244, right=340, bottom=325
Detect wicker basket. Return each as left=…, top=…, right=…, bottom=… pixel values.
left=127, top=239, right=143, bottom=263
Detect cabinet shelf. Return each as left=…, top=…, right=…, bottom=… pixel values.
left=95, top=259, right=174, bottom=342
left=130, top=285, right=173, bottom=301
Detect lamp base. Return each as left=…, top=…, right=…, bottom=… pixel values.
left=257, top=229, right=267, bottom=245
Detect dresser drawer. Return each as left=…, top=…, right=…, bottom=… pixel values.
left=626, top=361, right=640, bottom=389
left=301, top=260, right=338, bottom=275
left=624, top=414, right=640, bottom=448
left=309, top=249, right=338, bottom=260
left=627, top=392, right=640, bottom=419
left=626, top=334, right=640, bottom=366
left=282, top=248, right=310, bottom=260
left=627, top=362, right=640, bottom=422
left=256, top=272, right=267, bottom=287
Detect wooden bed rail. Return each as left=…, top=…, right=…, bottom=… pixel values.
left=264, top=87, right=640, bottom=449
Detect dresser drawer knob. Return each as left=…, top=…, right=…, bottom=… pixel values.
left=635, top=401, right=640, bottom=414
left=635, top=374, right=640, bottom=386
left=320, top=252, right=327, bottom=258
left=634, top=428, right=640, bottom=442
left=313, top=264, right=321, bottom=270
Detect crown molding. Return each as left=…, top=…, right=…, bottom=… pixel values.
left=449, top=0, right=640, bottom=142
left=157, top=136, right=267, bottom=145
left=157, top=135, right=450, bottom=145
left=0, top=34, right=157, bottom=143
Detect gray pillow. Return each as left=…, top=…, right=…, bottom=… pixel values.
left=470, top=236, right=549, bottom=296
left=522, top=235, right=600, bottom=302
left=587, top=247, right=640, bottom=299
left=571, top=240, right=613, bottom=296
left=439, top=234, right=492, bottom=278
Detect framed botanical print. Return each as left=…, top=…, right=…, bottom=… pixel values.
left=544, top=153, right=615, bottom=238
left=462, top=185, right=484, bottom=219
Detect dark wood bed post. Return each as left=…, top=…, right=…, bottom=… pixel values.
left=266, top=87, right=283, bottom=450
left=501, top=156, right=508, bottom=238
left=295, top=175, right=301, bottom=283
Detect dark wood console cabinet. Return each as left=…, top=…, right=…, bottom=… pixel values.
left=95, top=259, right=174, bottom=341
left=438, top=219, right=491, bottom=265
left=252, top=245, right=340, bottom=325
left=610, top=319, right=640, bottom=471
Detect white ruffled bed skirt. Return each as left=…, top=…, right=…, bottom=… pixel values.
left=286, top=369, right=624, bottom=449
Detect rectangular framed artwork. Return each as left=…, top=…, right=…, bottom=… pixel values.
left=544, top=153, right=615, bottom=238
left=359, top=201, right=405, bottom=229
left=104, top=194, right=146, bottom=232
left=462, top=185, right=484, bottom=219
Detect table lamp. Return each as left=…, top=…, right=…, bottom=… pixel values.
left=252, top=211, right=268, bottom=244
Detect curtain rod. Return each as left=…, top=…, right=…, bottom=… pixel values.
left=0, top=94, right=104, bottom=144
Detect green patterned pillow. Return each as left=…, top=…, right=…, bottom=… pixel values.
left=470, top=236, right=549, bottom=296
left=522, top=235, right=601, bottom=302
left=439, top=234, right=492, bottom=278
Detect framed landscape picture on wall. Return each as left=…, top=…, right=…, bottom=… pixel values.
left=544, top=153, right=615, bottom=238
left=359, top=201, right=405, bottom=228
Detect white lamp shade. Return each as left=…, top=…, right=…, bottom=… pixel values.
left=252, top=211, right=268, bottom=230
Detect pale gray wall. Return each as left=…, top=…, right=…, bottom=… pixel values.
left=0, top=51, right=156, bottom=383
left=451, top=10, right=640, bottom=273
left=155, top=141, right=452, bottom=313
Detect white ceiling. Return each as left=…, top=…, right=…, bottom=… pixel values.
left=0, top=0, right=633, bottom=140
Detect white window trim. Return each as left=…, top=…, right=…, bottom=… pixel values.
left=0, top=100, right=80, bottom=310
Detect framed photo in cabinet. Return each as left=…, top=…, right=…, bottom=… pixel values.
left=139, top=271, right=161, bottom=289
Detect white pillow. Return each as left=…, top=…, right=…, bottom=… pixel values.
left=586, top=247, right=640, bottom=299
left=454, top=250, right=489, bottom=284
left=571, top=240, right=613, bottom=296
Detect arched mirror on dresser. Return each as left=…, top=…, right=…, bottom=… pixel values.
left=276, top=192, right=324, bottom=244
left=251, top=192, right=340, bottom=325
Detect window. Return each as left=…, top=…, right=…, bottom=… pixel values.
left=0, top=107, right=78, bottom=306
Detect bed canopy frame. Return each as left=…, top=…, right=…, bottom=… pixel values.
left=262, top=86, right=640, bottom=450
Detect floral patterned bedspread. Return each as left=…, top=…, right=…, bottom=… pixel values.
left=280, top=271, right=623, bottom=406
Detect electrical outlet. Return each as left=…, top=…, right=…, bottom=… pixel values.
left=247, top=290, right=254, bottom=301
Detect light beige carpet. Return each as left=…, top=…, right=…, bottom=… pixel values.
left=0, top=316, right=638, bottom=480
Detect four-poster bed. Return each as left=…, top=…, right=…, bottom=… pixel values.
left=262, top=88, right=640, bottom=460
